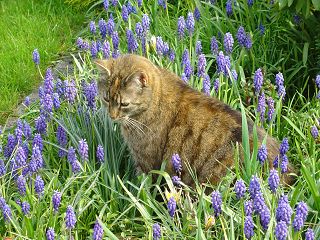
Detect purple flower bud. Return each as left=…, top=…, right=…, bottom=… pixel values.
left=172, top=175, right=181, bottom=187
left=253, top=68, right=263, bottom=95
left=99, top=19, right=107, bottom=38
left=253, top=191, right=266, bottom=215
left=311, top=125, right=319, bottom=139
left=244, top=34, right=252, bottom=49
left=259, top=23, right=265, bottom=35
left=52, top=190, right=61, bottom=213
left=153, top=223, right=161, bottom=240
left=90, top=41, right=98, bottom=58
left=32, top=49, right=40, bottom=65
left=44, top=68, right=54, bottom=95
left=17, top=175, right=27, bottom=196
left=76, top=37, right=83, bottom=49
left=24, top=96, right=31, bottom=106
left=111, top=0, right=118, bottom=6
left=167, top=197, right=176, bottom=217
left=96, top=145, right=104, bottom=163
left=275, top=221, right=288, bottom=240
left=211, top=190, right=222, bottom=217
left=305, top=228, right=315, bottom=240
left=103, top=0, right=109, bottom=10
left=102, top=41, right=111, bottom=59
left=267, top=97, right=275, bottom=122
left=210, top=36, right=219, bottom=55
left=4, top=134, right=17, bottom=159
left=197, top=54, right=206, bottom=78
left=93, top=220, right=104, bottom=240
left=195, top=40, right=202, bottom=55
left=46, top=227, right=55, bottom=240
left=194, top=7, right=200, bottom=21
left=21, top=201, right=30, bottom=215
left=52, top=93, right=60, bottom=110
left=35, top=175, right=45, bottom=197
left=158, top=0, right=166, bottom=9
left=217, top=51, right=226, bottom=75
left=71, top=160, right=81, bottom=173
left=15, top=146, right=27, bottom=169
left=186, top=12, right=195, bottom=35
left=89, top=21, right=96, bottom=34
left=64, top=79, right=77, bottom=104
left=224, top=32, right=234, bottom=54
left=2, top=203, right=12, bottom=222
left=111, top=31, right=119, bottom=50
left=33, top=133, right=43, bottom=151
left=214, top=78, right=219, bottom=93
left=257, top=144, right=267, bottom=164
left=260, top=207, right=271, bottom=230
left=231, top=70, right=238, bottom=81
left=181, top=73, right=188, bottom=83
left=249, top=175, right=261, bottom=199
left=126, top=1, right=136, bottom=14
left=315, top=75, right=320, bottom=89
left=122, top=5, right=129, bottom=22
left=65, top=205, right=77, bottom=229
left=234, top=179, right=246, bottom=199
left=275, top=72, right=286, bottom=99
left=248, top=0, right=253, bottom=7
left=279, top=138, right=289, bottom=155
left=280, top=154, right=288, bottom=173
left=276, top=195, right=292, bottom=225
left=177, top=16, right=186, bottom=39
left=30, top=144, right=43, bottom=173
left=126, top=29, right=139, bottom=53
left=244, top=216, right=254, bottom=239
left=0, top=159, right=6, bottom=176
left=41, top=93, right=53, bottom=114
left=202, top=74, right=211, bottom=96
left=68, top=147, right=77, bottom=164
left=226, top=0, right=233, bottom=16
left=142, top=14, right=150, bottom=32
left=244, top=200, right=253, bottom=216
left=135, top=22, right=144, bottom=40
left=78, top=139, right=88, bottom=161
left=295, top=201, right=308, bottom=220
left=268, top=169, right=280, bottom=193
left=237, top=26, right=246, bottom=46
left=171, top=153, right=182, bottom=174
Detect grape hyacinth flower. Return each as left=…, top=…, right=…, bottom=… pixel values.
left=275, top=221, right=288, bottom=240
left=305, top=228, right=315, bottom=240
left=181, top=73, right=188, bottom=83
left=268, top=169, right=280, bottom=193
left=142, top=14, right=150, bottom=32
left=249, top=175, right=261, bottom=199
left=41, top=93, right=53, bottom=114
left=65, top=205, right=77, bottom=229
left=259, top=23, right=265, bottom=35
left=311, top=125, right=319, bottom=139
left=253, top=68, right=263, bottom=95
left=24, top=96, right=30, bottom=106
left=4, top=134, right=17, bottom=159
left=234, top=179, right=246, bottom=199
left=156, top=36, right=164, bottom=56
left=32, top=133, right=43, bottom=152
left=244, top=34, right=252, bottom=49
left=244, top=200, right=253, bottom=216
left=275, top=72, right=286, bottom=99
left=71, top=160, right=81, bottom=173
left=102, top=41, right=111, bottom=59
left=224, top=32, right=234, bottom=54
left=226, top=0, right=233, bottom=16
left=203, top=74, right=211, bottom=95
left=217, top=51, right=226, bottom=75
left=52, top=190, right=62, bottom=213
left=44, top=68, right=54, bottom=95
left=153, top=223, right=161, bottom=240
left=32, top=49, right=40, bottom=65
left=98, top=19, right=107, bottom=38
left=78, top=139, right=89, bottom=161
left=21, top=201, right=30, bottom=215
left=89, top=21, right=96, bottom=34
left=135, top=22, right=143, bottom=39
left=172, top=175, right=181, bottom=187
left=15, top=146, right=27, bottom=169
left=315, top=74, right=320, bottom=89
left=177, top=16, right=186, bottom=39
left=183, top=57, right=193, bottom=79
left=106, top=15, right=115, bottom=36
left=17, top=175, right=27, bottom=196
left=167, top=197, right=176, bottom=217
left=35, top=175, right=45, bottom=197
left=257, top=144, right=267, bottom=164
left=231, top=70, right=238, bottom=81
left=111, top=0, right=118, bottom=6
left=293, top=201, right=308, bottom=232
left=68, top=147, right=77, bottom=164
left=260, top=207, right=271, bottom=230
left=64, top=79, right=77, bottom=104
left=237, top=26, right=246, bottom=47
left=29, top=145, right=43, bottom=173
left=1, top=203, right=12, bottom=222
left=248, top=0, right=253, bottom=7
left=122, top=5, right=129, bottom=22
left=158, top=0, right=166, bottom=9
left=76, top=37, right=83, bottom=49
left=103, top=0, right=109, bottom=11
left=211, top=190, right=222, bottom=217
left=127, top=1, right=136, bottom=14
left=55, top=78, right=64, bottom=98
left=111, top=31, right=119, bottom=50
left=276, top=195, right=292, bottom=225
left=267, top=97, right=275, bottom=122
left=90, top=41, right=98, bottom=58
left=169, top=49, right=175, bottom=62
left=244, top=216, right=254, bottom=239
left=0, top=159, right=6, bottom=176
left=195, top=40, right=202, bottom=55
left=93, top=220, right=104, bottom=240
left=279, top=138, right=289, bottom=155
left=214, top=78, right=219, bottom=93
left=23, top=121, right=32, bottom=140
left=186, top=12, right=195, bottom=36
left=137, top=0, right=142, bottom=7
left=280, top=154, right=288, bottom=173
left=194, top=7, right=200, bottom=21
left=210, top=36, right=218, bottom=55
left=46, top=227, right=55, bottom=240
left=253, top=191, right=266, bottom=215
left=197, top=54, right=206, bottom=78
left=52, top=93, right=60, bottom=109
left=96, top=145, right=104, bottom=163
left=84, top=81, right=98, bottom=109
left=126, top=29, right=138, bottom=53
left=171, top=153, right=182, bottom=174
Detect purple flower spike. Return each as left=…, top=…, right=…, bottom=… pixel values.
left=267, top=97, right=275, bottom=122
left=203, top=74, right=211, bottom=96
left=135, top=22, right=143, bottom=40
left=210, top=36, right=218, bottom=55
left=93, top=220, right=104, bottom=240
left=122, top=5, right=129, bottom=22
left=103, top=0, right=109, bottom=11
left=244, top=216, right=254, bottom=239
left=311, top=125, right=319, bottom=139
left=52, top=190, right=62, bottom=213
left=33, top=49, right=40, bottom=65
left=257, top=144, right=267, bottom=164
left=234, top=179, right=246, bottom=199
left=126, top=29, right=139, bottom=53
left=24, top=96, right=31, bottom=106
left=276, top=195, right=292, bottom=225
left=0, top=159, right=6, bottom=176
left=64, top=79, right=77, bottom=104
left=35, top=175, right=45, bottom=197
left=65, top=205, right=77, bottom=229
left=226, top=0, right=233, bottom=16
left=46, top=227, right=55, bottom=240
left=275, top=221, right=288, bottom=240
left=305, top=228, right=315, bottom=240
left=111, top=31, right=119, bottom=50
left=89, top=21, right=96, bottom=34
left=17, top=175, right=27, bottom=196
left=279, top=138, right=289, bottom=155
left=99, top=19, right=107, bottom=38
left=194, top=7, right=200, bottom=21
left=153, top=223, right=161, bottom=240
left=171, top=153, right=182, bottom=174
left=237, top=26, right=246, bottom=46
left=21, top=201, right=31, bottom=215
left=78, top=139, right=89, bottom=161
left=217, top=51, right=226, bottom=75
left=102, top=41, right=111, bottom=59
left=280, top=154, right=288, bottom=173
left=244, top=200, right=253, bottom=216
left=214, top=78, right=219, bottom=93
left=253, top=191, right=266, bottom=215
left=253, top=68, right=263, bottom=95
left=224, top=32, right=234, bottom=54
left=249, top=175, right=261, bottom=199
left=211, top=190, right=222, bottom=217
left=315, top=75, right=320, bottom=89
left=2, top=203, right=12, bottom=222
left=260, top=207, right=271, bottom=230
left=275, top=72, right=286, bottom=99
left=106, top=16, right=115, bottom=36
left=96, top=145, right=104, bottom=163
left=186, top=12, right=195, bottom=35
left=196, top=40, right=202, bottom=55
left=172, top=175, right=181, bottom=187
left=142, top=14, right=150, bottom=32
left=177, top=16, right=186, bottom=39
left=268, top=169, right=280, bottom=193
left=167, top=197, right=176, bottom=217
left=197, top=54, right=206, bottom=78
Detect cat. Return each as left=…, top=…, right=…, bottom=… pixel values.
left=95, top=54, right=295, bottom=186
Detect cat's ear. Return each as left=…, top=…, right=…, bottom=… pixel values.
left=129, top=71, right=148, bottom=88
left=94, top=59, right=113, bottom=79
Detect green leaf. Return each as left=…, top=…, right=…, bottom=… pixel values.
left=301, top=164, right=320, bottom=211
left=279, top=0, right=288, bottom=9
left=312, top=0, right=320, bottom=10
left=288, top=0, right=294, bottom=7
left=282, top=116, right=306, bottom=140
left=303, top=42, right=309, bottom=66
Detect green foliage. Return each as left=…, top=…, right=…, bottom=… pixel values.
left=278, top=0, right=320, bottom=17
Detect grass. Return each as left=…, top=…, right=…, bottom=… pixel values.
left=0, top=0, right=319, bottom=239
left=0, top=0, right=84, bottom=124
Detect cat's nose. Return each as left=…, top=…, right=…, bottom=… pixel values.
left=109, top=108, right=119, bottom=120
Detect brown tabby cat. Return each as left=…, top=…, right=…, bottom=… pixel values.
left=95, top=54, right=294, bottom=186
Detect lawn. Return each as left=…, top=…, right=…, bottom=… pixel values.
left=0, top=0, right=84, bottom=124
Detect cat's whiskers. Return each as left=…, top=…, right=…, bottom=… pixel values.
left=122, top=117, right=146, bottom=136
left=125, top=118, right=146, bottom=136
left=127, top=117, right=154, bottom=134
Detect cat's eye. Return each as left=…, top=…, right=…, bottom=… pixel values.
left=121, top=102, right=130, bottom=107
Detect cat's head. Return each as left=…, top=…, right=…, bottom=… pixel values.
left=95, top=54, right=154, bottom=120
